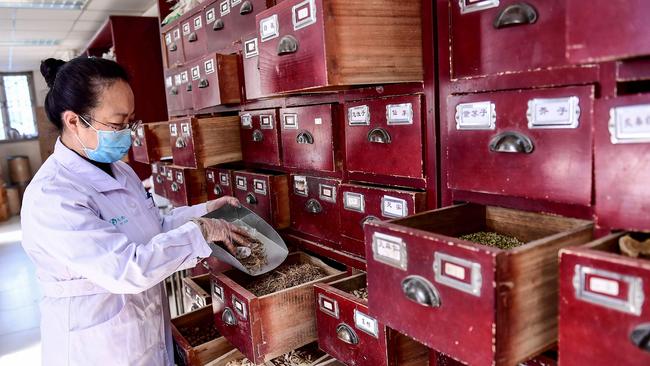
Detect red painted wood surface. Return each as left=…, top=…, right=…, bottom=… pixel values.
left=164, top=68, right=183, bottom=115
left=169, top=118, right=198, bottom=168
left=339, top=183, right=426, bottom=257
left=241, top=33, right=266, bottom=101
left=151, top=161, right=170, bottom=197
left=450, top=0, right=568, bottom=80
left=205, top=165, right=242, bottom=200
left=559, top=233, right=650, bottom=366
left=192, top=53, right=241, bottom=110
left=447, top=85, right=594, bottom=206
left=280, top=104, right=339, bottom=172
left=191, top=257, right=231, bottom=277
left=567, top=0, right=650, bottom=63
left=161, top=20, right=185, bottom=67
left=289, top=175, right=341, bottom=249
left=239, top=109, right=282, bottom=166
left=344, top=95, right=425, bottom=181
left=179, top=9, right=207, bottom=62
left=232, top=170, right=288, bottom=229
left=594, top=94, right=650, bottom=231
left=204, top=0, right=274, bottom=54
left=178, top=66, right=194, bottom=112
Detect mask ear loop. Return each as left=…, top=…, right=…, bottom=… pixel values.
left=75, top=115, right=98, bottom=158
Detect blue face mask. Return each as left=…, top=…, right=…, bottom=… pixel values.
left=75, top=120, right=132, bottom=163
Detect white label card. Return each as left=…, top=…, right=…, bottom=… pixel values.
left=459, top=0, right=500, bottom=14
left=319, top=184, right=336, bottom=203
left=231, top=0, right=242, bottom=6
left=206, top=8, right=216, bottom=23
left=137, top=126, right=145, bottom=138
left=372, top=232, right=407, bottom=270
left=191, top=66, right=200, bottom=81
left=254, top=179, right=267, bottom=195
left=241, top=114, right=252, bottom=128
left=444, top=262, right=466, bottom=281
left=182, top=22, right=191, bottom=36
left=244, top=38, right=259, bottom=58
left=220, top=0, right=230, bottom=16
left=213, top=283, right=224, bottom=301
left=232, top=296, right=247, bottom=319
left=260, top=115, right=274, bottom=129
left=204, top=59, right=215, bottom=74
left=176, top=172, right=184, bottom=184
left=207, top=172, right=215, bottom=181
left=283, top=114, right=298, bottom=129
left=343, top=192, right=365, bottom=212
left=236, top=177, right=247, bottom=190
left=193, top=16, right=202, bottom=30
left=165, top=33, right=172, bottom=45
left=170, top=124, right=178, bottom=136
left=589, top=277, right=620, bottom=297
left=381, top=196, right=408, bottom=218
left=260, top=14, right=279, bottom=42
left=609, top=104, right=650, bottom=144
left=527, top=96, right=580, bottom=129
left=387, top=103, right=414, bottom=125
left=314, top=117, right=322, bottom=125
left=455, top=101, right=496, bottom=130
left=292, top=0, right=317, bottom=31
left=219, top=173, right=230, bottom=185
left=348, top=105, right=370, bottom=126
left=318, top=294, right=339, bottom=318
left=294, top=176, right=308, bottom=196
left=181, top=71, right=189, bottom=83
left=173, top=28, right=181, bottom=40
left=354, top=309, right=379, bottom=338
left=174, top=74, right=182, bottom=85
left=165, top=76, right=173, bottom=88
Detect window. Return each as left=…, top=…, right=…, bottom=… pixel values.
left=0, top=72, right=38, bottom=141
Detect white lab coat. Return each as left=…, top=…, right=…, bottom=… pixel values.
left=21, top=139, right=213, bottom=366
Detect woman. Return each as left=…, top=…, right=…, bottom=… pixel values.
left=21, top=57, right=249, bottom=365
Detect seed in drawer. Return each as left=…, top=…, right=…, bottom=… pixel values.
left=178, top=323, right=220, bottom=347
left=619, top=234, right=650, bottom=258
left=459, top=231, right=525, bottom=250
left=246, top=263, right=328, bottom=297
left=351, top=287, right=368, bottom=300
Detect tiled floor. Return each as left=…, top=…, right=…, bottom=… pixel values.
left=0, top=216, right=41, bottom=366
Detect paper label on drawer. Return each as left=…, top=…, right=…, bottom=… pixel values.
left=169, top=124, right=178, bottom=136
left=314, top=117, right=322, bottom=125
left=527, top=96, right=580, bottom=129
left=260, top=114, right=274, bottom=129
left=220, top=0, right=230, bottom=16
left=213, top=283, right=224, bottom=302
left=318, top=294, right=339, bottom=318
left=236, top=176, right=247, bottom=190
left=173, top=28, right=181, bottom=40
left=319, top=184, right=336, bottom=203
left=152, top=164, right=159, bottom=174
left=137, top=125, right=145, bottom=138
left=573, top=265, right=644, bottom=315
left=372, top=232, right=407, bottom=270
left=455, top=101, right=496, bottom=130
left=354, top=309, right=379, bottom=338
left=292, top=0, right=317, bottom=31
left=240, top=114, right=252, bottom=128
left=283, top=114, right=298, bottom=129
left=180, top=122, right=190, bottom=135
left=343, top=192, right=365, bottom=212
left=181, top=71, right=189, bottom=84
left=231, top=0, right=242, bottom=6
left=191, top=66, right=201, bottom=81
left=232, top=296, right=247, bottom=320
left=381, top=196, right=408, bottom=218
left=253, top=179, right=267, bottom=195
left=348, top=105, right=370, bottom=126
left=294, top=176, right=308, bottom=196
left=244, top=38, right=259, bottom=58
left=176, top=172, right=184, bottom=184
left=219, top=172, right=230, bottom=185
left=433, top=252, right=482, bottom=296
left=165, top=33, right=172, bottom=45
left=609, top=104, right=650, bottom=144
left=260, top=14, right=279, bottom=42
left=207, top=172, right=215, bottom=182
left=386, top=103, right=414, bottom=125
left=204, top=59, right=215, bottom=74
left=171, top=75, right=180, bottom=86
left=195, top=295, right=204, bottom=307
left=182, top=22, right=191, bottom=36
left=167, top=170, right=173, bottom=180
left=165, top=76, right=173, bottom=89
left=206, top=8, right=216, bottom=23
left=193, top=16, right=202, bottom=30
left=459, top=0, right=500, bottom=14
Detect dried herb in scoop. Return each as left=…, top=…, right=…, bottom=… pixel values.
left=245, top=263, right=328, bottom=297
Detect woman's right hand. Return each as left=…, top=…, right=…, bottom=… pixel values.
left=192, top=218, right=253, bottom=256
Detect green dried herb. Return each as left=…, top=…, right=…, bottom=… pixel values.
left=459, top=231, right=524, bottom=250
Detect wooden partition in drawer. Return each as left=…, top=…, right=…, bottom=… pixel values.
left=364, top=204, right=593, bottom=366
left=171, top=306, right=234, bottom=366
left=210, top=252, right=346, bottom=364
left=132, top=121, right=172, bottom=164
left=170, top=116, right=242, bottom=169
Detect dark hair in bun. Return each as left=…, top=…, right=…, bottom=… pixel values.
left=40, top=56, right=129, bottom=131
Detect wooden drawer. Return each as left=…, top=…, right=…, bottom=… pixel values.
left=205, top=163, right=244, bottom=201
left=242, top=33, right=266, bottom=101
left=280, top=104, right=339, bottom=172
left=164, top=68, right=183, bottom=114
left=191, top=257, right=232, bottom=277
left=152, top=161, right=171, bottom=198
left=131, top=121, right=172, bottom=164
left=239, top=109, right=282, bottom=166
left=180, top=9, right=207, bottom=62
left=315, top=273, right=429, bottom=366
left=191, top=53, right=241, bottom=110
left=594, top=94, right=650, bottom=231
left=340, top=184, right=426, bottom=257
left=162, top=21, right=185, bottom=68
left=447, top=85, right=594, bottom=206
left=183, top=274, right=212, bottom=313
left=206, top=343, right=336, bottom=366
left=431, top=351, right=557, bottom=366
left=166, top=166, right=207, bottom=207
left=172, top=306, right=234, bottom=366
left=289, top=175, right=341, bottom=248
left=450, top=0, right=568, bottom=79
left=567, top=0, right=650, bottom=63
left=170, top=116, right=242, bottom=169
left=210, top=252, right=345, bottom=364
left=232, top=170, right=290, bottom=229
left=205, top=0, right=275, bottom=53
left=178, top=66, right=194, bottom=111
left=256, top=0, right=423, bottom=94
left=345, top=95, right=425, bottom=180
left=364, top=203, right=593, bottom=366
left=559, top=233, right=650, bottom=366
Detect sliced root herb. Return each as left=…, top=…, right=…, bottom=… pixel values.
left=226, top=345, right=324, bottom=366
left=178, top=324, right=220, bottom=347
left=351, top=287, right=368, bottom=300
left=619, top=235, right=650, bottom=258
left=238, top=238, right=269, bottom=273
left=245, top=263, right=328, bottom=297
left=459, top=231, right=525, bottom=250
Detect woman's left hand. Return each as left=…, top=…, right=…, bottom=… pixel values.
left=207, top=196, right=241, bottom=212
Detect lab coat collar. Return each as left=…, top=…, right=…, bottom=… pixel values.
left=52, top=138, right=128, bottom=192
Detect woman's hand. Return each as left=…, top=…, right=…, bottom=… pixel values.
left=206, top=196, right=240, bottom=213
left=192, top=218, right=252, bottom=256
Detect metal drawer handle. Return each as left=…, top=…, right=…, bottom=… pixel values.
left=240, top=0, right=253, bottom=14
left=198, top=79, right=210, bottom=88
left=493, top=2, right=538, bottom=29
left=296, top=131, right=314, bottom=144
left=214, top=186, right=223, bottom=196
left=169, top=43, right=178, bottom=52
left=336, top=324, right=359, bottom=345
left=631, top=323, right=650, bottom=352
left=213, top=18, right=225, bottom=31
left=246, top=193, right=258, bottom=205
left=188, top=32, right=198, bottom=42
left=401, top=276, right=441, bottom=308
left=186, top=84, right=192, bottom=92
left=170, top=86, right=179, bottom=95
left=175, top=137, right=187, bottom=148
left=360, top=215, right=380, bottom=228
left=489, top=131, right=534, bottom=154
left=305, top=199, right=323, bottom=214
left=367, top=128, right=392, bottom=144
left=252, top=129, right=264, bottom=142
left=171, top=182, right=180, bottom=192
left=133, top=138, right=142, bottom=147
left=156, top=175, right=164, bottom=184
left=222, top=308, right=237, bottom=326
left=277, top=35, right=299, bottom=55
